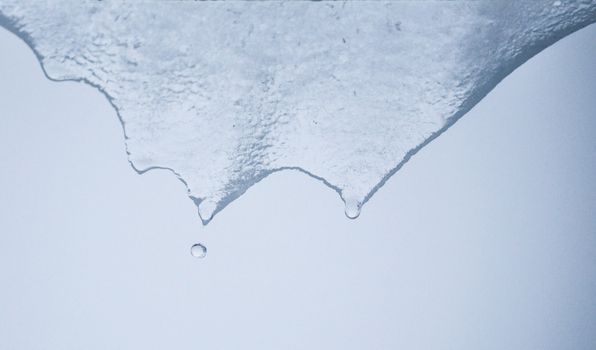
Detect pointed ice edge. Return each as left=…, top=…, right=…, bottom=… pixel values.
left=0, top=2, right=594, bottom=225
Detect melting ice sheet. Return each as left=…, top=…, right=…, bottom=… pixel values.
left=0, top=1, right=595, bottom=223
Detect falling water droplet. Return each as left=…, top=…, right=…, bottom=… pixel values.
left=190, top=243, right=207, bottom=258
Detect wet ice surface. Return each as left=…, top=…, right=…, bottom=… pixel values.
left=0, top=1, right=594, bottom=224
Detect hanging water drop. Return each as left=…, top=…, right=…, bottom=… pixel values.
left=190, top=243, right=207, bottom=258
left=198, top=199, right=217, bottom=223
left=344, top=198, right=361, bottom=219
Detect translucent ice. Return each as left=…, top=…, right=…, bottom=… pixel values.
left=0, top=1, right=594, bottom=223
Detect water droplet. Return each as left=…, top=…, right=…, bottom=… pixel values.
left=344, top=199, right=361, bottom=219
left=190, top=243, right=207, bottom=258
left=198, top=199, right=217, bottom=222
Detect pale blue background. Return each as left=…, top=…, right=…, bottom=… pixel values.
left=0, top=24, right=595, bottom=349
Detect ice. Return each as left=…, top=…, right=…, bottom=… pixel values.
left=0, top=1, right=594, bottom=224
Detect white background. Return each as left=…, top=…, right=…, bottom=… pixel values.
left=0, top=24, right=595, bottom=350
